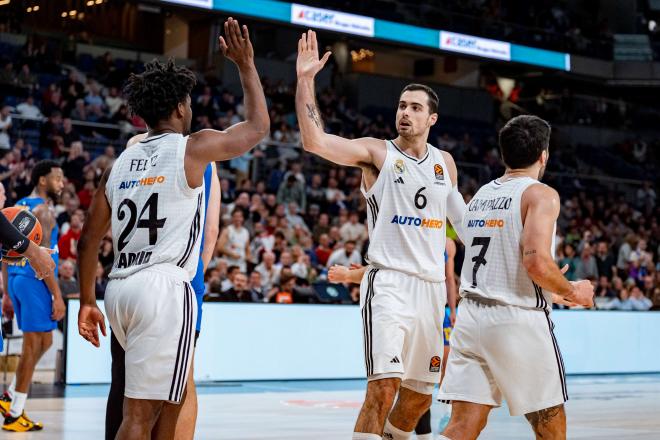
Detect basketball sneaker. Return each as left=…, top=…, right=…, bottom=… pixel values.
left=3, top=412, right=43, bottom=432
left=0, top=393, right=10, bottom=417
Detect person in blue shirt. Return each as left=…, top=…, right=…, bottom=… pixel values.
left=0, top=160, right=65, bottom=432
left=104, top=133, right=220, bottom=440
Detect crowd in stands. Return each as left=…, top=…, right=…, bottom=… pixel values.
left=0, top=36, right=659, bottom=311
left=310, top=0, right=615, bottom=59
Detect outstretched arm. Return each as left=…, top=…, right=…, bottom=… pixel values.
left=187, top=18, right=269, bottom=168
left=296, top=30, right=383, bottom=168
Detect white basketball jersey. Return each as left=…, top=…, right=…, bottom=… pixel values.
left=363, top=140, right=451, bottom=282
left=459, top=177, right=556, bottom=309
left=106, top=133, right=205, bottom=279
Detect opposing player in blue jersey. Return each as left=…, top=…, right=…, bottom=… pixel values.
left=0, top=160, right=65, bottom=432
left=104, top=136, right=220, bottom=440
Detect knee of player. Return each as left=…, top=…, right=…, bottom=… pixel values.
left=40, top=334, right=53, bottom=353
left=365, top=382, right=398, bottom=407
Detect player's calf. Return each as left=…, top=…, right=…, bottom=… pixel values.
left=442, top=401, right=491, bottom=440
left=525, top=404, right=566, bottom=440
left=353, top=377, right=399, bottom=437
left=385, top=383, right=433, bottom=438
left=116, top=398, right=164, bottom=440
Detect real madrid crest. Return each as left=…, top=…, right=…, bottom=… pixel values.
left=394, top=159, right=406, bottom=174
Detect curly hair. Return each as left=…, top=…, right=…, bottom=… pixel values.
left=31, top=160, right=61, bottom=187
left=123, top=59, right=197, bottom=127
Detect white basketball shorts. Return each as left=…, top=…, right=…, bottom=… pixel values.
left=360, top=267, right=446, bottom=389
left=438, top=296, right=568, bottom=416
left=105, top=264, right=196, bottom=404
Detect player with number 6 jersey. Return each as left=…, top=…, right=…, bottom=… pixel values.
left=296, top=29, right=467, bottom=440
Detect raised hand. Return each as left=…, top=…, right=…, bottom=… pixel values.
left=219, top=17, right=254, bottom=68
left=78, top=304, right=107, bottom=348
left=297, top=30, right=331, bottom=79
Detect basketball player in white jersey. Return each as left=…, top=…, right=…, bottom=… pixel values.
left=296, top=30, right=467, bottom=440
left=437, top=115, right=594, bottom=440
left=77, top=18, right=268, bottom=440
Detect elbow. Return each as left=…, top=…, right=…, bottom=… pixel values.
left=523, top=254, right=547, bottom=279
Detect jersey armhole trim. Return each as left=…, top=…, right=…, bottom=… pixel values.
left=178, top=136, right=204, bottom=197
left=361, top=140, right=389, bottom=198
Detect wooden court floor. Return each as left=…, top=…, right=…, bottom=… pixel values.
left=4, top=374, right=660, bottom=439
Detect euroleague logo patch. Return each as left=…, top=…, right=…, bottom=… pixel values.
left=429, top=355, right=442, bottom=373
left=434, top=164, right=444, bottom=180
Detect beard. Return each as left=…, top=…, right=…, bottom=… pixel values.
left=538, top=165, right=546, bottom=180
left=47, top=189, right=61, bottom=203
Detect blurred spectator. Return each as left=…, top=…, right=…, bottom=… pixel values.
left=277, top=174, right=306, bottom=212
left=217, top=209, right=251, bottom=272
left=617, top=233, right=637, bottom=273
left=327, top=240, right=362, bottom=268
left=610, top=289, right=633, bottom=310
left=558, top=243, right=578, bottom=281
left=61, top=118, right=81, bottom=150
left=340, top=212, right=368, bottom=249
left=268, top=273, right=297, bottom=304
left=16, top=64, right=38, bottom=91
left=95, top=262, right=108, bottom=299
left=16, top=95, right=42, bottom=119
left=221, top=272, right=254, bottom=302
left=254, top=251, right=281, bottom=292
left=0, top=106, right=11, bottom=152
left=62, top=141, right=87, bottom=187
left=58, top=260, right=80, bottom=298
left=58, top=208, right=84, bottom=261
left=574, top=244, right=598, bottom=280
left=221, top=265, right=241, bottom=292
left=630, top=286, right=652, bottom=311
left=105, top=86, right=124, bottom=116
left=595, top=241, right=616, bottom=279
left=248, top=271, right=265, bottom=302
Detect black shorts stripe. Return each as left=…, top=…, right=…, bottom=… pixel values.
left=177, top=193, right=203, bottom=268
left=544, top=310, right=568, bottom=402
left=369, top=269, right=378, bottom=376
left=533, top=282, right=547, bottom=309
left=362, top=270, right=372, bottom=375
left=362, top=268, right=378, bottom=376
left=169, top=283, right=194, bottom=402
left=174, top=284, right=194, bottom=401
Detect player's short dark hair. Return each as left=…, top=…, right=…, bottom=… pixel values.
left=31, top=160, right=61, bottom=187
left=123, top=59, right=196, bottom=127
left=498, top=115, right=551, bottom=169
left=400, top=83, right=439, bottom=114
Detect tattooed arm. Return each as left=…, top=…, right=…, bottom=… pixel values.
left=295, top=30, right=384, bottom=169
left=521, top=184, right=593, bottom=307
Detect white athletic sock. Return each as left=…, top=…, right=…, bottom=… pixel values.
left=9, top=391, right=26, bottom=418
left=436, top=436, right=452, bottom=440
left=352, top=433, right=381, bottom=440
left=7, top=376, right=15, bottom=399
left=416, top=434, right=433, bottom=439
left=383, top=419, right=413, bottom=440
